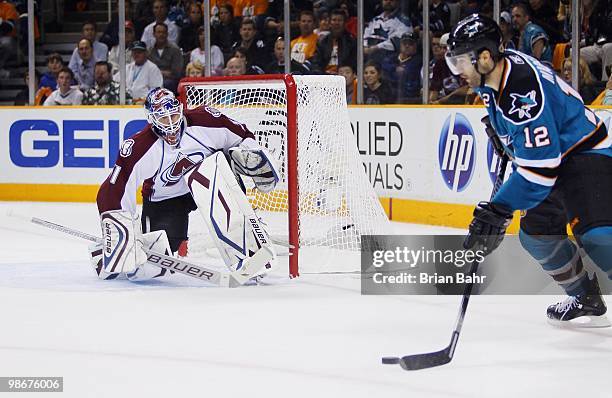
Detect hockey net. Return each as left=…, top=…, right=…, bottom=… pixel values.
left=178, top=75, right=389, bottom=277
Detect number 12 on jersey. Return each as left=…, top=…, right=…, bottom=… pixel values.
left=523, top=126, right=550, bottom=148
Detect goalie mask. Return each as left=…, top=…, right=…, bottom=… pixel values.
left=144, top=88, right=185, bottom=147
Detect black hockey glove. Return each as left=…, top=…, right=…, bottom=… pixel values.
left=481, top=116, right=506, bottom=158
left=463, top=201, right=513, bottom=256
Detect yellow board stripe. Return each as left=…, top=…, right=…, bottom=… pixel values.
left=0, top=184, right=143, bottom=204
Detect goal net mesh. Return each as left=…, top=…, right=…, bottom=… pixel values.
left=180, top=75, right=389, bottom=271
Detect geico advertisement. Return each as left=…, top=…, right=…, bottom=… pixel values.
left=0, top=107, right=146, bottom=184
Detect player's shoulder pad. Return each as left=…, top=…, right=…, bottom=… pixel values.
left=497, top=51, right=545, bottom=126
left=118, top=125, right=158, bottom=159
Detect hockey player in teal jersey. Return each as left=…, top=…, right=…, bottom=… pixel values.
left=446, top=14, right=612, bottom=327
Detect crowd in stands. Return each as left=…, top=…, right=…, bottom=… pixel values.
left=12, top=0, right=612, bottom=105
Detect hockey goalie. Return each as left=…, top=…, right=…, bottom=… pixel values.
left=91, top=87, right=279, bottom=285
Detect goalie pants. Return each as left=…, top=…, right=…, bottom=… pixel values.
left=141, top=193, right=198, bottom=252
left=519, top=153, right=612, bottom=295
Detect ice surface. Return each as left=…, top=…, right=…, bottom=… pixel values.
left=0, top=202, right=610, bottom=398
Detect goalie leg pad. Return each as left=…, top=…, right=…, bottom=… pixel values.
left=101, top=210, right=147, bottom=274
left=186, top=152, right=276, bottom=281
left=126, top=230, right=174, bottom=281
left=88, top=242, right=121, bottom=280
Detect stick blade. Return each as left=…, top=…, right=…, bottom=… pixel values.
left=399, top=346, right=453, bottom=371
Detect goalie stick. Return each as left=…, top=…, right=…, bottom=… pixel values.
left=383, top=118, right=509, bottom=370
left=10, top=214, right=239, bottom=287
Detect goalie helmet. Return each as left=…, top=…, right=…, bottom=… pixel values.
left=144, top=87, right=185, bottom=146
left=445, top=14, right=503, bottom=76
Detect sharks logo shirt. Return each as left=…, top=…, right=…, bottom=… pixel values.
left=474, top=50, right=612, bottom=211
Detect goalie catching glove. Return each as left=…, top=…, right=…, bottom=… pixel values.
left=229, top=138, right=279, bottom=193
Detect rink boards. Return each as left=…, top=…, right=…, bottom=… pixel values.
left=1, top=105, right=610, bottom=231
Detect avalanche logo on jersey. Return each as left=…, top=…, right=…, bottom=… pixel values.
left=508, top=90, right=538, bottom=120
left=120, top=139, right=135, bottom=158
left=160, top=152, right=205, bottom=186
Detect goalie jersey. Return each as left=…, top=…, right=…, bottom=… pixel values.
left=97, top=106, right=256, bottom=214
left=474, top=49, right=612, bottom=211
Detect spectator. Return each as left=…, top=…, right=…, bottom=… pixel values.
left=265, top=37, right=311, bottom=74
left=511, top=3, right=552, bottom=64
left=500, top=10, right=516, bottom=50
left=99, top=1, right=133, bottom=49
left=68, top=20, right=108, bottom=73
left=580, top=1, right=612, bottom=81
left=337, top=0, right=357, bottom=37
left=148, top=22, right=183, bottom=93
left=561, top=57, right=598, bottom=104
left=43, top=67, right=84, bottom=106
left=314, top=10, right=331, bottom=39
left=15, top=70, right=52, bottom=106
left=363, top=62, right=395, bottom=104
left=70, top=38, right=97, bottom=91
left=225, top=56, right=247, bottom=76
left=290, top=10, right=319, bottom=66
left=231, top=47, right=265, bottom=74
left=528, top=0, right=564, bottom=45
left=185, top=61, right=203, bottom=77
left=338, top=64, right=357, bottom=104
left=231, top=0, right=269, bottom=27
left=108, top=21, right=136, bottom=75
left=141, top=0, right=180, bottom=49
left=311, top=9, right=357, bottom=74
left=381, top=32, right=422, bottom=103
left=429, top=0, right=451, bottom=33
left=134, top=0, right=155, bottom=38
left=211, top=3, right=241, bottom=62
left=190, top=26, right=224, bottom=76
left=231, top=18, right=271, bottom=71
left=40, top=53, right=64, bottom=91
left=179, top=1, right=203, bottom=53
left=122, top=40, right=163, bottom=104
left=83, top=61, right=131, bottom=105
left=363, top=0, right=412, bottom=62
left=0, top=0, right=18, bottom=79
left=430, top=33, right=467, bottom=104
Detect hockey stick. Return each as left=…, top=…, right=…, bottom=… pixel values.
left=385, top=118, right=509, bottom=371
left=7, top=212, right=233, bottom=287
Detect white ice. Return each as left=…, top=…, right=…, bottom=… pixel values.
left=0, top=202, right=610, bottom=398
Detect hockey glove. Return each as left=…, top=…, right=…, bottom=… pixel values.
left=463, top=201, right=513, bottom=256
left=229, top=145, right=279, bottom=193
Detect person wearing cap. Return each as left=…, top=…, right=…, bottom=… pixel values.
left=108, top=21, right=136, bottom=75
left=363, top=0, right=412, bottom=61
left=499, top=11, right=516, bottom=50
left=121, top=40, right=163, bottom=104
left=68, top=20, right=108, bottom=75
left=381, top=31, right=422, bottom=103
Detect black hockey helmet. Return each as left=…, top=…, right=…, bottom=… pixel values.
left=445, top=14, right=503, bottom=79
left=447, top=14, right=503, bottom=59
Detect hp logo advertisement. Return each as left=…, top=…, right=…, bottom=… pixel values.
left=487, top=141, right=501, bottom=184
left=438, top=113, right=475, bottom=192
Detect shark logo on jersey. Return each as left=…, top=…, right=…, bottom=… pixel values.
left=509, top=91, right=537, bottom=120
left=160, top=152, right=205, bottom=186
